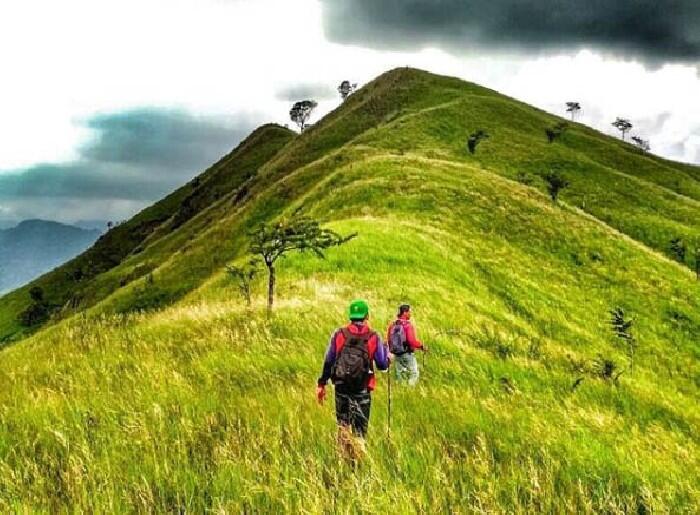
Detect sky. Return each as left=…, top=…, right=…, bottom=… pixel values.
left=0, top=0, right=698, bottom=224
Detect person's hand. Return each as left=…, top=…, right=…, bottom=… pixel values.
left=389, top=352, right=396, bottom=362
left=316, top=385, right=326, bottom=405
left=421, top=344, right=429, bottom=352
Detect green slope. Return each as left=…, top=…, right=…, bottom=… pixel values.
left=0, top=68, right=697, bottom=512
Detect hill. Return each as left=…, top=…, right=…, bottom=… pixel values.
left=0, top=68, right=697, bottom=512
left=0, top=220, right=101, bottom=295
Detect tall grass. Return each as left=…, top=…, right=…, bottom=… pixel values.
left=0, top=212, right=697, bottom=511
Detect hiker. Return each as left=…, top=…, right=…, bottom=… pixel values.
left=316, top=299, right=389, bottom=460
left=387, top=304, right=426, bottom=386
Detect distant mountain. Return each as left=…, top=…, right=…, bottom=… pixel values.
left=0, top=220, right=101, bottom=294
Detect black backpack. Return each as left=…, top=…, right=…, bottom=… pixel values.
left=389, top=321, right=408, bottom=355
left=332, top=328, right=372, bottom=391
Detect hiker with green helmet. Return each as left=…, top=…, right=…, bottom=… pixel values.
left=387, top=304, right=426, bottom=386
left=317, top=299, right=389, bottom=459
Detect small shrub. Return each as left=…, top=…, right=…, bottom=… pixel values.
left=467, top=130, right=489, bottom=154
left=670, top=238, right=686, bottom=263
left=226, top=258, right=260, bottom=306
left=18, top=302, right=50, bottom=327
left=592, top=355, right=623, bottom=383
left=543, top=171, right=570, bottom=203
left=18, top=287, right=53, bottom=327
left=545, top=122, right=568, bottom=143
left=610, top=307, right=637, bottom=362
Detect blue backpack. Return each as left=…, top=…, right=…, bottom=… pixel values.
left=389, top=321, right=408, bottom=355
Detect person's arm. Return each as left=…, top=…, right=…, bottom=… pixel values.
left=373, top=333, right=389, bottom=371
left=404, top=322, right=424, bottom=351
left=317, top=330, right=339, bottom=386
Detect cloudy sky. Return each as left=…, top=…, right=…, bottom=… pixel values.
left=1, top=0, right=698, bottom=224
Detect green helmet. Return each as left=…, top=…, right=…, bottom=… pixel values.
left=348, top=299, right=369, bottom=320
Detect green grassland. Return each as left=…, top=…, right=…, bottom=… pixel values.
left=0, top=68, right=698, bottom=512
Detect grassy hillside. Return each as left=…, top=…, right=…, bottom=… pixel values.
left=0, top=68, right=697, bottom=512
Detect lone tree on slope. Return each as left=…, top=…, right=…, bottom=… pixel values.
left=337, top=80, right=357, bottom=101
left=249, top=216, right=355, bottom=313
left=545, top=121, right=568, bottom=143
left=631, top=136, right=651, bottom=153
left=566, top=102, right=581, bottom=121
left=467, top=130, right=490, bottom=154
left=543, top=171, right=570, bottom=203
left=289, top=100, right=318, bottom=132
left=612, top=117, right=633, bottom=141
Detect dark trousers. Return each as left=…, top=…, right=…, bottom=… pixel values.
left=334, top=389, right=371, bottom=437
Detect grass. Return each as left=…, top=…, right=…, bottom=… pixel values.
left=0, top=67, right=698, bottom=511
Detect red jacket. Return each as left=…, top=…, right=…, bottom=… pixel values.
left=386, top=315, right=423, bottom=352
left=318, top=322, right=389, bottom=391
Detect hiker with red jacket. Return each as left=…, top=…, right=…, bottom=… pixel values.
left=387, top=304, right=426, bottom=386
left=317, top=299, right=389, bottom=459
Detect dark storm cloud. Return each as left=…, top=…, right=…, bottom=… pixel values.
left=0, top=109, right=256, bottom=219
left=0, top=162, right=166, bottom=200
left=275, top=83, right=336, bottom=102
left=81, top=109, right=251, bottom=170
left=320, top=0, right=700, bottom=64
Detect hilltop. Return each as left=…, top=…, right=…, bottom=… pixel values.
left=0, top=67, right=697, bottom=512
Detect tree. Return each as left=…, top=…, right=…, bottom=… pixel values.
left=612, top=117, right=633, bottom=141
left=631, top=136, right=650, bottom=153
left=695, top=247, right=700, bottom=280
left=249, top=216, right=356, bottom=313
left=543, top=171, right=570, bottom=203
left=226, top=258, right=260, bottom=306
left=18, top=286, right=50, bottom=327
left=467, top=130, right=489, bottom=154
left=565, top=102, right=581, bottom=121
left=337, top=80, right=357, bottom=101
left=545, top=121, right=568, bottom=143
left=289, top=100, right=318, bottom=132
left=670, top=238, right=686, bottom=263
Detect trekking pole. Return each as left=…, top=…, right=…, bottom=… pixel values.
left=387, top=364, right=392, bottom=438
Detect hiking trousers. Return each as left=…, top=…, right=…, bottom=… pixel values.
left=395, top=352, right=419, bottom=386
left=335, top=389, right=371, bottom=437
